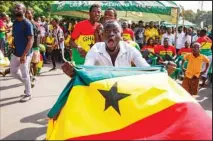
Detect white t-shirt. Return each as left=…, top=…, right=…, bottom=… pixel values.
left=175, top=32, right=185, bottom=49
left=84, top=41, right=150, bottom=67
left=161, top=33, right=175, bottom=46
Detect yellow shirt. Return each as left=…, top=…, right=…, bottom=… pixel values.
left=46, top=36, right=55, bottom=44
left=48, top=24, right=53, bottom=32
left=184, top=53, right=209, bottom=78
left=7, top=35, right=14, bottom=47
left=144, top=28, right=159, bottom=42
left=64, top=36, right=71, bottom=47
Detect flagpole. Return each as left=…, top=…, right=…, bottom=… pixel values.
left=175, top=7, right=180, bottom=48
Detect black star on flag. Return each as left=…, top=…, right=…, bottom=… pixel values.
left=98, top=82, right=130, bottom=115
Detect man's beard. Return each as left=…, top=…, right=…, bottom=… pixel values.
left=15, top=12, right=23, bottom=17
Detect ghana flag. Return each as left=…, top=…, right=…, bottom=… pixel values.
left=46, top=66, right=212, bottom=140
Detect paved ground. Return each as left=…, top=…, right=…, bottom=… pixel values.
left=0, top=64, right=212, bottom=140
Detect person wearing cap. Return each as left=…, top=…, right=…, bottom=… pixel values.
left=181, top=42, right=210, bottom=97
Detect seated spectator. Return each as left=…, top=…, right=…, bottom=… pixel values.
left=178, top=41, right=192, bottom=56
left=141, top=37, right=155, bottom=54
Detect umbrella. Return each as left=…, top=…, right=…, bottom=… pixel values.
left=51, top=1, right=179, bottom=22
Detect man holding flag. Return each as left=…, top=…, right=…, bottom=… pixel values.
left=62, top=20, right=150, bottom=77
left=47, top=21, right=212, bottom=141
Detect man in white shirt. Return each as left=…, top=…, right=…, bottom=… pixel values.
left=161, top=27, right=175, bottom=46
left=175, top=26, right=185, bottom=52
left=62, top=20, right=149, bottom=77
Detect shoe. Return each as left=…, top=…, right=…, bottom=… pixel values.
left=0, top=71, right=6, bottom=77
left=31, top=76, right=37, bottom=82
left=31, top=82, right=35, bottom=88
left=20, top=90, right=28, bottom=97
left=20, top=95, right=31, bottom=102
left=49, top=68, right=56, bottom=71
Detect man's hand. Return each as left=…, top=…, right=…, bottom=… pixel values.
left=20, top=55, right=26, bottom=64
left=77, top=47, right=87, bottom=58
left=61, top=62, right=75, bottom=78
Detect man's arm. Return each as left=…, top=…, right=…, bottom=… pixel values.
left=22, top=35, right=34, bottom=57
left=161, top=34, right=164, bottom=45
left=181, top=54, right=189, bottom=73
left=70, top=38, right=78, bottom=48
left=130, top=30, right=135, bottom=41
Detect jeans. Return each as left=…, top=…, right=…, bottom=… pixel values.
left=10, top=53, right=32, bottom=95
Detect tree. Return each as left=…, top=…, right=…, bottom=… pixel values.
left=194, top=10, right=212, bottom=28
left=0, top=1, right=54, bottom=18
left=182, top=8, right=212, bottom=28
left=182, top=10, right=196, bottom=23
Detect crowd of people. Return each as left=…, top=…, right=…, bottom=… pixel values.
left=0, top=3, right=212, bottom=102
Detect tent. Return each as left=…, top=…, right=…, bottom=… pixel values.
left=161, top=17, right=197, bottom=28
left=50, top=1, right=180, bottom=22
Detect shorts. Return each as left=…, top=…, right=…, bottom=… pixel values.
left=182, top=76, right=199, bottom=96
left=31, top=50, right=40, bottom=63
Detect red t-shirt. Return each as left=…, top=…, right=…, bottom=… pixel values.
left=154, top=45, right=176, bottom=57
left=122, top=28, right=134, bottom=41
left=0, top=19, right=5, bottom=28
left=197, top=35, right=212, bottom=50
left=71, top=20, right=100, bottom=52
left=178, top=48, right=192, bottom=56
left=142, top=45, right=156, bottom=53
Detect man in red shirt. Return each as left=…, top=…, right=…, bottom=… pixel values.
left=70, top=4, right=101, bottom=65
left=175, top=41, right=192, bottom=68
left=154, top=38, right=176, bottom=62
left=154, top=38, right=180, bottom=79
left=178, top=41, right=192, bottom=56
left=122, top=21, right=135, bottom=41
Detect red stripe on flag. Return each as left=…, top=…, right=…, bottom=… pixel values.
left=67, top=102, right=212, bottom=140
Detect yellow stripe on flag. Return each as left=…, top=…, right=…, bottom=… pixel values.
left=47, top=73, right=197, bottom=140
left=201, top=42, right=212, bottom=49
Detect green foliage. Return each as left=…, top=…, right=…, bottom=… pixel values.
left=183, top=9, right=212, bottom=28
left=0, top=1, right=54, bottom=18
